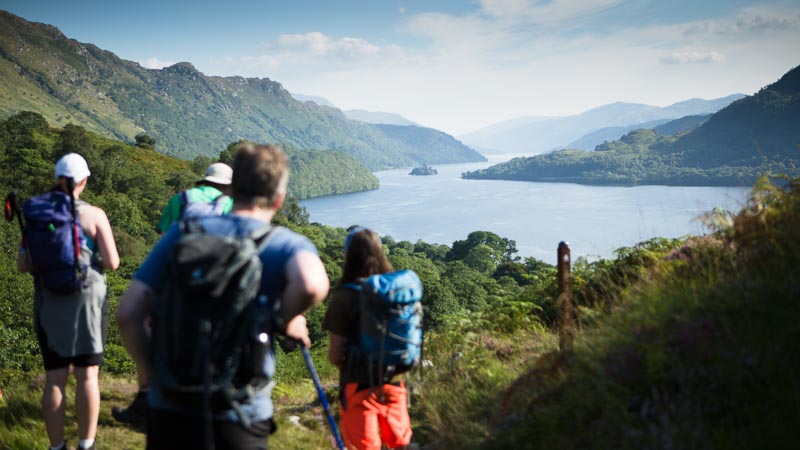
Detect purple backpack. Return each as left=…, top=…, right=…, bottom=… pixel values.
left=23, top=191, right=86, bottom=293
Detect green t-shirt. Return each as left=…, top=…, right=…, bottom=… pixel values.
left=156, top=185, right=233, bottom=233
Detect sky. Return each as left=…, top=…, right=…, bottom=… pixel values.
left=2, top=0, right=799, bottom=136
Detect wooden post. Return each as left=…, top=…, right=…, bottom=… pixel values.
left=557, top=241, right=575, bottom=352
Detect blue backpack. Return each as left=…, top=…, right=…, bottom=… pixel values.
left=345, top=269, right=424, bottom=379
left=22, top=191, right=86, bottom=294
left=180, top=191, right=230, bottom=220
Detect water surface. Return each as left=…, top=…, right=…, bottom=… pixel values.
left=300, top=157, right=749, bottom=264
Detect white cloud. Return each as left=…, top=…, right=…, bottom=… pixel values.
left=685, top=10, right=800, bottom=36
left=479, top=0, right=623, bottom=25
left=267, top=32, right=402, bottom=61
left=659, top=50, right=726, bottom=65
left=141, top=57, right=176, bottom=69
left=213, top=1, right=800, bottom=135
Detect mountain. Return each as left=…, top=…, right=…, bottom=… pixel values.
left=566, top=113, right=715, bottom=151
left=462, top=65, right=800, bottom=186
left=0, top=10, right=484, bottom=169
left=565, top=118, right=672, bottom=151
left=460, top=95, right=744, bottom=154
left=290, top=93, right=338, bottom=108
left=653, top=114, right=712, bottom=136
left=373, top=124, right=486, bottom=164
left=343, top=109, right=419, bottom=126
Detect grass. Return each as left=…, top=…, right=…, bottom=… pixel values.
left=0, top=324, right=556, bottom=449
left=479, top=176, right=800, bottom=449
left=3, top=177, right=796, bottom=449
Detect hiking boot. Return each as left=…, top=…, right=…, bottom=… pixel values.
left=112, top=390, right=147, bottom=426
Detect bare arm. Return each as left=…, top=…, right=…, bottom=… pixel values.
left=280, top=250, right=329, bottom=325
left=116, top=280, right=155, bottom=381
left=79, top=205, right=120, bottom=270
left=279, top=250, right=329, bottom=346
left=93, top=208, right=120, bottom=270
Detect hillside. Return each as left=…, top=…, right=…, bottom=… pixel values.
left=374, top=124, right=487, bottom=164
left=0, top=10, right=484, bottom=169
left=483, top=176, right=800, bottom=449
left=653, top=113, right=712, bottom=136
left=463, top=65, right=800, bottom=187
left=0, top=112, right=377, bottom=210
left=1, top=106, right=796, bottom=448
left=564, top=118, right=671, bottom=151
left=3, top=167, right=796, bottom=449
left=344, top=109, right=420, bottom=126
left=459, top=95, right=744, bottom=154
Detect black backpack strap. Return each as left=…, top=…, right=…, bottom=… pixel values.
left=179, top=217, right=205, bottom=235
left=179, top=189, right=190, bottom=216
left=250, top=224, right=275, bottom=246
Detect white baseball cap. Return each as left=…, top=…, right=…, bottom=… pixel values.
left=199, top=162, right=233, bottom=185
left=55, top=153, right=91, bottom=181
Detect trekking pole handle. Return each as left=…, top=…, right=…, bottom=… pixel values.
left=300, top=346, right=346, bottom=450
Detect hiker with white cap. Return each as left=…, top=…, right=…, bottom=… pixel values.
left=18, top=153, right=119, bottom=450
left=155, top=162, right=234, bottom=234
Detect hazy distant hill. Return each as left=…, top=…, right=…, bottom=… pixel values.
left=289, top=94, right=420, bottom=126
left=653, top=114, right=712, bottom=136
left=463, top=66, right=799, bottom=186
left=344, top=109, right=419, bottom=126
left=460, top=95, right=744, bottom=154
left=0, top=10, right=484, bottom=169
left=565, top=119, right=672, bottom=151
left=290, top=93, right=338, bottom=108
left=373, top=124, right=487, bottom=164
left=566, top=113, right=715, bottom=151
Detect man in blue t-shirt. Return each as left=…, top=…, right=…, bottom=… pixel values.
left=117, top=143, right=329, bottom=449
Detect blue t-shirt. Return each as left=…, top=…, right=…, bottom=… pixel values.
left=134, top=214, right=319, bottom=422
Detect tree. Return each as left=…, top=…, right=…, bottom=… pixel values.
left=59, top=124, right=94, bottom=157
left=447, top=231, right=519, bottom=264
left=218, top=139, right=249, bottom=165
left=191, top=155, right=215, bottom=176
left=135, top=132, right=156, bottom=150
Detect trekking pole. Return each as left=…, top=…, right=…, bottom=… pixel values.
left=4, top=190, right=24, bottom=232
left=300, top=346, right=346, bottom=450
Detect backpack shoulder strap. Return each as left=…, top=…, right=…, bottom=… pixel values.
left=341, top=280, right=363, bottom=291
left=179, top=217, right=205, bottom=235
left=250, top=224, right=274, bottom=245
left=179, top=190, right=190, bottom=216
left=213, top=194, right=230, bottom=205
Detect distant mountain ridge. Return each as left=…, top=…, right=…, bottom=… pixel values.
left=653, top=114, right=712, bottom=136
left=343, top=109, right=419, bottom=126
left=463, top=65, right=800, bottom=186
left=0, top=10, right=484, bottom=169
left=291, top=93, right=338, bottom=108
left=565, top=118, right=672, bottom=151
left=460, top=95, right=744, bottom=154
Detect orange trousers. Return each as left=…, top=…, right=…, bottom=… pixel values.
left=339, top=381, right=412, bottom=450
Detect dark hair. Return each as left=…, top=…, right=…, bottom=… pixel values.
left=231, top=143, right=288, bottom=208
left=54, top=176, right=77, bottom=194
left=338, top=228, right=393, bottom=287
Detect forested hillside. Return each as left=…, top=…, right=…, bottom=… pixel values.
left=464, top=65, right=800, bottom=186
left=0, top=10, right=485, bottom=169
left=0, top=110, right=558, bottom=377
left=374, top=124, right=487, bottom=164
left=1, top=107, right=797, bottom=449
